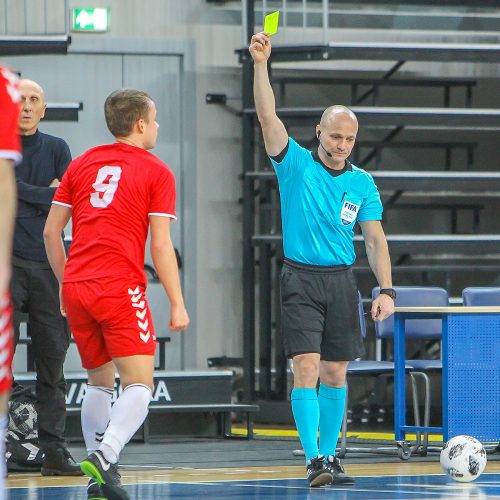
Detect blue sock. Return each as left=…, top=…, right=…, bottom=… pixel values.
left=318, top=384, right=346, bottom=458
left=291, top=388, right=320, bottom=463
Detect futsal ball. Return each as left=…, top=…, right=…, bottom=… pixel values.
left=440, top=435, right=487, bottom=482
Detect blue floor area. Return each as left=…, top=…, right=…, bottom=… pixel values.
left=8, top=473, right=500, bottom=499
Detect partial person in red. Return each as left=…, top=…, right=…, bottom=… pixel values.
left=44, top=89, right=190, bottom=500
left=0, top=64, right=21, bottom=500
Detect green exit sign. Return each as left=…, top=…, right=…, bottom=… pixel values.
left=72, top=8, right=110, bottom=32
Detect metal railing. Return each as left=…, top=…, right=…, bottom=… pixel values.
left=237, top=0, right=500, bottom=46
left=242, top=0, right=331, bottom=45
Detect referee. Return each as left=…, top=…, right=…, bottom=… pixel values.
left=249, top=32, right=396, bottom=487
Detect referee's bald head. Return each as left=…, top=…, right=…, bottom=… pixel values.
left=320, top=105, right=358, bottom=129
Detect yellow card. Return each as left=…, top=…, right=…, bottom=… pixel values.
left=264, top=11, right=279, bottom=36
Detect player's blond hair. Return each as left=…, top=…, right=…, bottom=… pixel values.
left=104, top=89, right=152, bottom=137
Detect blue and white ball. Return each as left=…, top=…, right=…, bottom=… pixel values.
left=440, top=435, right=487, bottom=483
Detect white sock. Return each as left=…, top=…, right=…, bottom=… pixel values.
left=99, top=383, right=151, bottom=464
left=81, top=385, right=113, bottom=455
left=0, top=414, right=7, bottom=500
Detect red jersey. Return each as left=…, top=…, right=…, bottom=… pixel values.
left=0, top=65, right=21, bottom=164
left=54, top=142, right=176, bottom=284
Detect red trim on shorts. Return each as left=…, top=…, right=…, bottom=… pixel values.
left=0, top=292, right=14, bottom=394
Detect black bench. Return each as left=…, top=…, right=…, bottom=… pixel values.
left=17, top=369, right=260, bottom=442
left=143, top=403, right=259, bottom=441
left=45, top=102, right=84, bottom=122
left=0, top=35, right=70, bottom=55
left=66, top=402, right=259, bottom=442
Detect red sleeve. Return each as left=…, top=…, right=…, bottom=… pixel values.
left=52, top=160, right=75, bottom=207
left=0, top=66, right=21, bottom=164
left=149, top=164, right=176, bottom=219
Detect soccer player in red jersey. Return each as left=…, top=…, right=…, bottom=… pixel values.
left=0, top=64, right=21, bottom=498
left=44, top=89, right=189, bottom=500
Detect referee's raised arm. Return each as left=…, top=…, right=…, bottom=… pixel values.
left=249, top=32, right=288, bottom=157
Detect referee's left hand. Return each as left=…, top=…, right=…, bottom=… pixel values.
left=371, top=294, right=394, bottom=321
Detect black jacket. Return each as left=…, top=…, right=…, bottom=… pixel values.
left=14, top=130, right=71, bottom=262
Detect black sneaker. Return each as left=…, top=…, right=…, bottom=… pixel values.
left=41, top=444, right=84, bottom=476
left=80, top=451, right=130, bottom=500
left=87, top=478, right=106, bottom=500
left=306, top=455, right=333, bottom=487
left=325, top=455, right=354, bottom=485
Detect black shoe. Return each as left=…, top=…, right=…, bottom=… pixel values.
left=325, top=455, right=355, bottom=485
left=87, top=478, right=106, bottom=500
left=41, top=444, right=84, bottom=476
left=80, top=451, right=130, bottom=500
left=306, top=455, right=333, bottom=487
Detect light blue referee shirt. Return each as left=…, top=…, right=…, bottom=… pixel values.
left=269, top=138, right=383, bottom=266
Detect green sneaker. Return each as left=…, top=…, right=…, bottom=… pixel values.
left=80, top=450, right=130, bottom=500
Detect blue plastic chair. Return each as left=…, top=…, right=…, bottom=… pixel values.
left=372, top=286, right=449, bottom=454
left=373, top=286, right=448, bottom=341
left=338, top=291, right=422, bottom=459
left=462, top=287, right=500, bottom=306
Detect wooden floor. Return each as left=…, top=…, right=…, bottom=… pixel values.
left=7, top=460, right=500, bottom=498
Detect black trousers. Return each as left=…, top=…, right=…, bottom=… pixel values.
left=11, top=257, right=70, bottom=449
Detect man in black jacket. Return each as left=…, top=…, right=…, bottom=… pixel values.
left=11, top=78, right=81, bottom=476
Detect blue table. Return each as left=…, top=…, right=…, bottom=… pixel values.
left=394, top=306, right=500, bottom=443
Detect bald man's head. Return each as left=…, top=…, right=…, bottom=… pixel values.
left=18, top=79, right=46, bottom=136
left=319, top=105, right=358, bottom=130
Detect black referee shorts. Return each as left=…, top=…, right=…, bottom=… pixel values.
left=280, top=258, right=365, bottom=361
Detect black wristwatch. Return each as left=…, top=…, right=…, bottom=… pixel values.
left=379, top=288, right=397, bottom=301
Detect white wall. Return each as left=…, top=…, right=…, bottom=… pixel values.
left=67, top=0, right=250, bottom=368
left=5, top=0, right=249, bottom=370
left=5, top=0, right=500, bottom=372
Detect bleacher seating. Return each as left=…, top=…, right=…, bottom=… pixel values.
left=237, top=41, right=500, bottom=65
left=252, top=234, right=500, bottom=255
left=237, top=4, right=500, bottom=402
left=246, top=171, right=500, bottom=191
left=244, top=105, right=500, bottom=128
left=273, top=76, right=476, bottom=107
left=290, top=138, right=477, bottom=170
